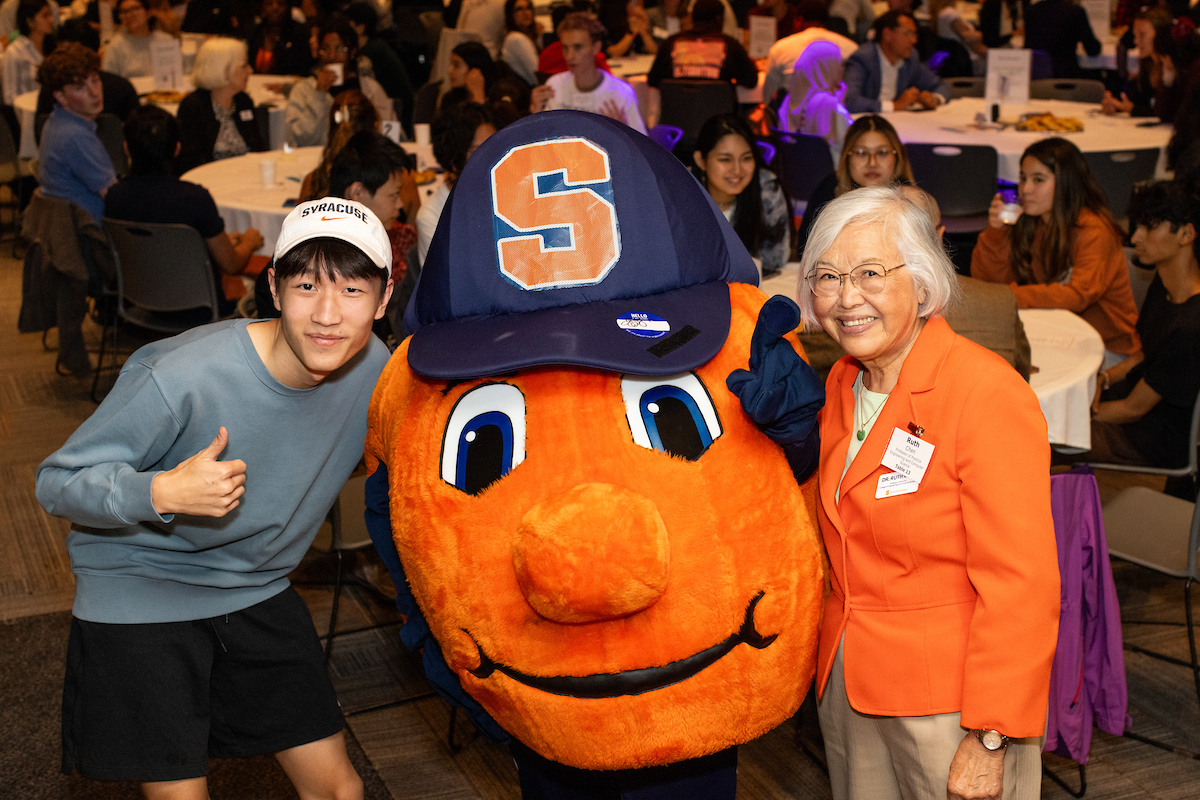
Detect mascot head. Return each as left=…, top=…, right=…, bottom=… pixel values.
left=368, top=112, right=823, bottom=770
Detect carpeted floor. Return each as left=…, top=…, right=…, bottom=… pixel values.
left=0, top=609, right=393, bottom=800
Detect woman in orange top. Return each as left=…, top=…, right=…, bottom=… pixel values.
left=799, top=186, right=1060, bottom=800
left=972, top=137, right=1141, bottom=361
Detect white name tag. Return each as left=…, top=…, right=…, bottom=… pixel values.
left=881, top=427, right=935, bottom=485
left=239, top=109, right=254, bottom=122
left=876, top=471, right=919, bottom=498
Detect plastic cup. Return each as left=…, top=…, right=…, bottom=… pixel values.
left=998, top=187, right=1022, bottom=224
left=414, top=123, right=431, bottom=147
left=326, top=62, right=344, bottom=86
left=260, top=159, right=276, bottom=189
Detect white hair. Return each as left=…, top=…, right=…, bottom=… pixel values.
left=192, top=37, right=247, bottom=90
left=795, top=184, right=960, bottom=330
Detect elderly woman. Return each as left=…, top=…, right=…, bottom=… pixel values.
left=175, top=37, right=266, bottom=175
left=799, top=185, right=1059, bottom=800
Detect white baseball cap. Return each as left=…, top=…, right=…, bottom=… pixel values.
left=274, top=198, right=392, bottom=276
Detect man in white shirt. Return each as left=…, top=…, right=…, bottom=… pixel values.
left=762, top=0, right=858, bottom=104
left=530, top=13, right=647, bottom=135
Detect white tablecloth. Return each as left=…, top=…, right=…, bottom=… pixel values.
left=181, top=142, right=441, bottom=256
left=14, top=74, right=295, bottom=160
left=877, top=97, right=1172, bottom=182
left=1020, top=308, right=1105, bottom=450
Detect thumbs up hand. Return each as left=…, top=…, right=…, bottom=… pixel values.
left=151, top=427, right=248, bottom=517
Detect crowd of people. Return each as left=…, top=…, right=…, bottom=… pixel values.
left=21, top=1, right=1200, bottom=800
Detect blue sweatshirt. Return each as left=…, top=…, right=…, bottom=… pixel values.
left=36, top=319, right=390, bottom=624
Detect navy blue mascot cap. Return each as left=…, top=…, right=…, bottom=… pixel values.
left=404, top=111, right=759, bottom=379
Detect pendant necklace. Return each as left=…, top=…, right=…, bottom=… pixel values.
left=856, top=390, right=886, bottom=441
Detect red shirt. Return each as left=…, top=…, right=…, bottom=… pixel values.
left=536, top=41, right=611, bottom=75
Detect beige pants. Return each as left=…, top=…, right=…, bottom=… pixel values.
left=817, top=640, right=1043, bottom=800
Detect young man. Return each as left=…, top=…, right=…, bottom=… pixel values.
left=36, top=41, right=115, bottom=225
left=37, top=200, right=394, bottom=800
left=257, top=130, right=417, bottom=322
left=843, top=10, right=950, bottom=113
left=530, top=12, right=646, bottom=134
left=106, top=105, right=265, bottom=316
left=1079, top=180, right=1200, bottom=470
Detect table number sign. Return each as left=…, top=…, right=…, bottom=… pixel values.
left=151, top=38, right=185, bottom=92
left=748, top=16, right=777, bottom=60
left=986, top=48, right=1031, bottom=105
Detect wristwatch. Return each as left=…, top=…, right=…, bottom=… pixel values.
left=975, top=729, right=1010, bottom=751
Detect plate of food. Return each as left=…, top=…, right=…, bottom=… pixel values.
left=141, top=89, right=188, bottom=104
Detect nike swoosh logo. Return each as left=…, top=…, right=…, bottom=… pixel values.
left=321, top=216, right=346, bottom=221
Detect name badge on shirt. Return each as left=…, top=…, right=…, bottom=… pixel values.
left=876, top=471, right=919, bottom=498
left=239, top=109, right=254, bottom=122
left=881, top=427, right=935, bottom=485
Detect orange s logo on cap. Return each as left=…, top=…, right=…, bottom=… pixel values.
left=491, top=138, right=620, bottom=290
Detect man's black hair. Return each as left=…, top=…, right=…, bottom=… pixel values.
left=56, top=17, right=100, bottom=50
left=343, top=1, right=379, bottom=37
left=1127, top=179, right=1200, bottom=262
left=328, top=130, right=410, bottom=197
left=273, top=237, right=388, bottom=296
left=872, top=9, right=914, bottom=41
left=432, top=100, right=494, bottom=176
left=124, top=105, right=179, bottom=174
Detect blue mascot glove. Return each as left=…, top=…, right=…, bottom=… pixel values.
left=726, top=295, right=824, bottom=483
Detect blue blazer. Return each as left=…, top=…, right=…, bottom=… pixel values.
left=842, top=41, right=950, bottom=114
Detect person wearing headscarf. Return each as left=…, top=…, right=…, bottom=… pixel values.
left=781, top=40, right=853, bottom=165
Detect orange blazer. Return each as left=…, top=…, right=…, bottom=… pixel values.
left=815, top=316, right=1060, bottom=737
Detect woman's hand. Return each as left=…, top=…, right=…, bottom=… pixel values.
left=316, top=68, right=337, bottom=92
left=947, top=732, right=1005, bottom=800
left=987, top=193, right=1005, bottom=229
left=1101, top=90, right=1134, bottom=115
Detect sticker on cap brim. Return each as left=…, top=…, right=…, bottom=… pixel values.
left=617, top=312, right=670, bottom=339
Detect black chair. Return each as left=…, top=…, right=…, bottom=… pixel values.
left=771, top=128, right=834, bottom=211
left=929, top=36, right=974, bottom=78
left=412, top=80, right=441, bottom=125
left=1029, top=79, right=1106, bottom=103
left=94, top=113, right=128, bottom=177
left=657, top=79, right=737, bottom=148
left=1082, top=148, right=1160, bottom=220
left=946, top=76, right=985, bottom=98
left=95, top=219, right=221, bottom=399
left=906, top=143, right=998, bottom=234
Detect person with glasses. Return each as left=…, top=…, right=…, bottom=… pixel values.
left=285, top=14, right=394, bottom=147
left=101, top=0, right=176, bottom=79
left=799, top=184, right=1059, bottom=800
left=972, top=137, right=1141, bottom=363
left=175, top=37, right=268, bottom=175
left=843, top=10, right=949, bottom=113
left=501, top=0, right=542, bottom=85
left=796, top=114, right=913, bottom=261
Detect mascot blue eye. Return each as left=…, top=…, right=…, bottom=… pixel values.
left=442, top=383, right=527, bottom=494
left=621, top=373, right=722, bottom=461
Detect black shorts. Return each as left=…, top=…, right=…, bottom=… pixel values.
left=61, top=586, right=345, bottom=783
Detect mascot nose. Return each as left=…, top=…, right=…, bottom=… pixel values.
left=514, top=483, right=670, bottom=623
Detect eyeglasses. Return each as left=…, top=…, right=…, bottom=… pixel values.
left=806, top=264, right=907, bottom=297
left=320, top=44, right=349, bottom=54
left=849, top=147, right=896, bottom=162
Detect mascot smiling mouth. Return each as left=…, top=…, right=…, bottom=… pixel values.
left=466, top=592, right=777, bottom=699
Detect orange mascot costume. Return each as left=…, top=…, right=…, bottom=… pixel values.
left=363, top=112, right=826, bottom=798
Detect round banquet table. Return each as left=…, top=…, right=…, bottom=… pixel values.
left=181, top=143, right=442, bottom=256
left=877, top=97, right=1172, bottom=182
left=13, top=74, right=296, bottom=160
left=759, top=267, right=1105, bottom=449
left=1019, top=308, right=1105, bottom=450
